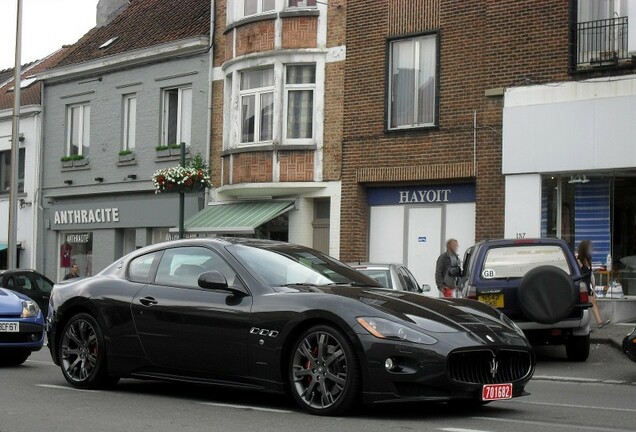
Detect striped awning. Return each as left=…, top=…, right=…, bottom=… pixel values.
left=172, top=201, right=295, bottom=235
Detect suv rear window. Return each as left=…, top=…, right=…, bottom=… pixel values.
left=482, top=245, right=571, bottom=279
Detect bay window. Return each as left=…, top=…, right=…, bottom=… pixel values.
left=240, top=68, right=274, bottom=144
left=288, top=0, right=317, bottom=7
left=66, top=103, right=90, bottom=156
left=387, top=33, right=438, bottom=130
left=243, top=0, right=275, bottom=17
left=285, top=65, right=315, bottom=141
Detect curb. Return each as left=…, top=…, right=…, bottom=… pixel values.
left=590, top=336, right=623, bottom=351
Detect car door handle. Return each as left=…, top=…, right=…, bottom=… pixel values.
left=139, top=296, right=158, bottom=307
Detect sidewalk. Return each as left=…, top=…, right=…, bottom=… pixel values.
left=589, top=322, right=634, bottom=350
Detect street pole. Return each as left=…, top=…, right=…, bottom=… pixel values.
left=178, top=142, right=185, bottom=239
left=8, top=0, right=23, bottom=269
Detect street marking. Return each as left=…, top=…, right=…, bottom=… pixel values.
left=36, top=384, right=99, bottom=393
left=26, top=359, right=56, bottom=366
left=438, top=429, right=493, bottom=432
left=199, top=402, right=291, bottom=413
left=508, top=400, right=636, bottom=414
left=533, top=375, right=634, bottom=386
left=473, top=416, right=635, bottom=432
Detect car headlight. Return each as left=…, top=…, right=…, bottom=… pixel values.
left=500, top=313, right=523, bottom=335
left=21, top=300, right=40, bottom=318
left=356, top=317, right=437, bottom=345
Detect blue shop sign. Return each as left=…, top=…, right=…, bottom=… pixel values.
left=367, top=184, right=476, bottom=206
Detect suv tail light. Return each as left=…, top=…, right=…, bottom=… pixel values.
left=579, top=281, right=589, bottom=304
left=466, top=285, right=477, bottom=300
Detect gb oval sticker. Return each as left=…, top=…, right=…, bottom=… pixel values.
left=482, top=268, right=496, bottom=279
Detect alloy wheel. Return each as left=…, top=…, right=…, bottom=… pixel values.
left=291, top=331, right=348, bottom=410
left=61, top=318, right=99, bottom=382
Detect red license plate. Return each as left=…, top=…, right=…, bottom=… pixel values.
left=482, top=383, right=513, bottom=401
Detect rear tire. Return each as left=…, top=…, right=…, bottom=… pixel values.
left=58, top=313, right=119, bottom=389
left=288, top=325, right=360, bottom=416
left=566, top=334, right=590, bottom=362
left=0, top=350, right=30, bottom=366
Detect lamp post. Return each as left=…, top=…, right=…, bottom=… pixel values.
left=8, top=0, right=23, bottom=269
left=179, top=142, right=185, bottom=239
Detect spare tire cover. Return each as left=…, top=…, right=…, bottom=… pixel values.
left=518, top=265, right=577, bottom=325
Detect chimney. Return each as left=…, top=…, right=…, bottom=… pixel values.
left=96, top=0, right=129, bottom=27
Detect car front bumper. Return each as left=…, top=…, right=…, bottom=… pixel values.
left=0, top=318, right=45, bottom=352
left=355, top=334, right=534, bottom=404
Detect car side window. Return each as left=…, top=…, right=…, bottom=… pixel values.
left=33, top=274, right=54, bottom=293
left=6, top=277, right=15, bottom=290
left=403, top=268, right=421, bottom=292
left=155, top=247, right=238, bottom=289
left=15, top=275, right=33, bottom=291
left=128, top=251, right=162, bottom=283
left=398, top=268, right=417, bottom=292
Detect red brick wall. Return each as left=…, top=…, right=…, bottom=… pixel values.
left=278, top=151, right=315, bottom=182
left=322, top=62, right=344, bottom=181
left=231, top=152, right=273, bottom=183
left=281, top=16, right=318, bottom=49
left=235, top=21, right=276, bottom=57
left=340, top=0, right=572, bottom=262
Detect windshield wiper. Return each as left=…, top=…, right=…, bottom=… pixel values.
left=324, top=282, right=371, bottom=287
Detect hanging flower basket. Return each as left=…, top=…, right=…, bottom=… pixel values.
left=152, top=165, right=211, bottom=194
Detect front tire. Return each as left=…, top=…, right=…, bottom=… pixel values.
left=566, top=334, right=590, bottom=362
left=58, top=313, right=119, bottom=389
left=288, top=325, right=360, bottom=416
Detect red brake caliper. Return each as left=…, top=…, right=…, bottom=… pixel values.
left=305, top=346, right=319, bottom=385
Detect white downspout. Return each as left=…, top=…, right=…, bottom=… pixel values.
left=204, top=0, right=215, bottom=207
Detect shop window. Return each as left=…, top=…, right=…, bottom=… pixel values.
left=66, top=103, right=90, bottom=157
left=162, top=87, right=192, bottom=147
left=387, top=33, right=438, bottom=130
left=122, top=94, right=137, bottom=151
left=285, top=65, right=316, bottom=141
left=0, top=148, right=25, bottom=194
left=240, top=68, right=274, bottom=144
left=60, top=233, right=93, bottom=279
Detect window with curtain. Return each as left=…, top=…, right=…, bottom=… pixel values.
left=285, top=65, right=315, bottom=141
left=66, top=103, right=90, bottom=156
left=288, top=0, right=317, bottom=7
left=122, top=94, right=137, bottom=151
left=578, top=0, right=627, bottom=22
left=162, top=87, right=192, bottom=146
left=388, top=34, right=438, bottom=130
left=240, top=68, right=275, bottom=144
left=243, top=0, right=275, bottom=17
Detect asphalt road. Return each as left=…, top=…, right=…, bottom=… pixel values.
left=1, top=342, right=635, bottom=432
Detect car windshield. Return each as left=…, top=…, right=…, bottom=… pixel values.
left=482, top=244, right=571, bottom=279
left=356, top=269, right=393, bottom=288
left=227, top=244, right=382, bottom=288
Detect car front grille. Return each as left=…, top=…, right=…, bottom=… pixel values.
left=0, top=332, right=42, bottom=344
left=448, top=349, right=532, bottom=385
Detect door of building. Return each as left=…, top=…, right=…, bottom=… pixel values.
left=405, top=206, right=443, bottom=292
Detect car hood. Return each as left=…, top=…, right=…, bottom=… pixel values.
left=0, top=288, right=27, bottom=315
left=277, top=285, right=521, bottom=338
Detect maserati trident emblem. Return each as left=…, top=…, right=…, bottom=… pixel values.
left=489, top=356, right=499, bottom=378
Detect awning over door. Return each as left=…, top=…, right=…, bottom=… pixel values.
left=171, top=201, right=295, bottom=235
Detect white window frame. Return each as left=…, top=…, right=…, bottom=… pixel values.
left=122, top=94, right=137, bottom=151
left=283, top=64, right=316, bottom=144
left=387, top=34, right=438, bottom=131
left=286, top=0, right=317, bottom=8
left=66, top=103, right=90, bottom=156
left=161, top=86, right=192, bottom=147
left=239, top=68, right=275, bottom=146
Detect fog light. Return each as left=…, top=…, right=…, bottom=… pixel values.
left=385, top=358, right=395, bottom=371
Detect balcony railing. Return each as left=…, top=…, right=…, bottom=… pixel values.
left=575, top=16, right=630, bottom=69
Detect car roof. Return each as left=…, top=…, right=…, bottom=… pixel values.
left=474, top=238, right=570, bottom=248
left=348, top=263, right=399, bottom=270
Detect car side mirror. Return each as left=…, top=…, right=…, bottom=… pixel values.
left=420, top=284, right=431, bottom=293
left=198, top=271, right=248, bottom=296
left=448, top=266, right=462, bottom=278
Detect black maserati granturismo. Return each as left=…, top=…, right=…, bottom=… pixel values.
left=47, top=238, right=534, bottom=415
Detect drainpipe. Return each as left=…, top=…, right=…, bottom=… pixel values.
left=473, top=110, right=477, bottom=176
left=204, top=0, right=216, bottom=207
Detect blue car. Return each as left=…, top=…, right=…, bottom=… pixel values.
left=0, top=287, right=45, bottom=366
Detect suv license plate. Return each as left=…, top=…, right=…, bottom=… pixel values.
left=482, top=383, right=513, bottom=401
left=0, top=322, right=19, bottom=332
left=478, top=293, right=504, bottom=308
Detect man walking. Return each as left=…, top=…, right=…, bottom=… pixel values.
left=435, top=239, right=461, bottom=298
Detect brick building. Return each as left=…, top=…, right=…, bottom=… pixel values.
left=339, top=0, right=636, bottom=293
left=206, top=0, right=347, bottom=257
